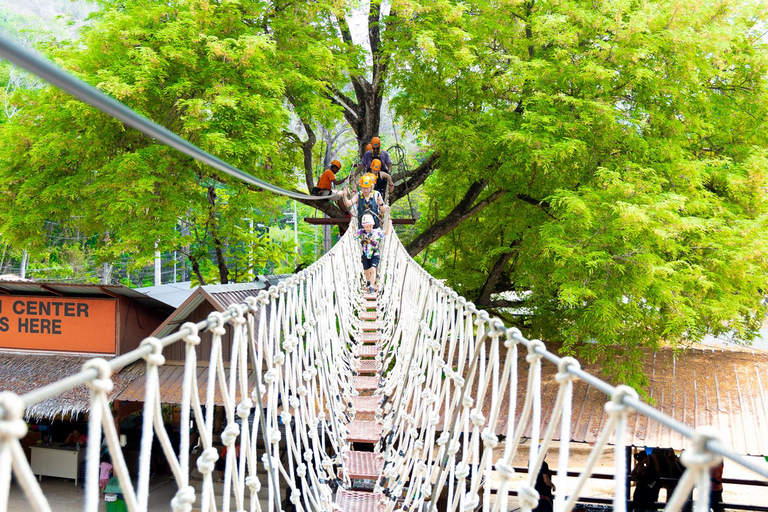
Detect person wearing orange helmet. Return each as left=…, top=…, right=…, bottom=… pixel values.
left=360, top=136, right=393, bottom=177
left=339, top=173, right=390, bottom=229
left=369, top=158, right=394, bottom=197
left=311, top=159, right=347, bottom=196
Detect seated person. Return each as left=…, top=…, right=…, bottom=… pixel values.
left=311, top=159, right=347, bottom=196
left=63, top=429, right=88, bottom=446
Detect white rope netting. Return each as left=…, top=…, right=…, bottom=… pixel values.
left=0, top=222, right=765, bottom=512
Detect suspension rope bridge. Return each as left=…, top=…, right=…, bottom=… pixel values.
left=0, top=32, right=767, bottom=512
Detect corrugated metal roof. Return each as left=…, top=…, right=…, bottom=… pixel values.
left=0, top=352, right=143, bottom=420
left=0, top=280, right=171, bottom=310
left=444, top=343, right=768, bottom=456
left=115, top=363, right=258, bottom=406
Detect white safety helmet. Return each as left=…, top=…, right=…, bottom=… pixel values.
left=361, top=214, right=375, bottom=226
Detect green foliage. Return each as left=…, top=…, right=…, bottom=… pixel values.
left=0, top=0, right=296, bottom=284
left=391, top=0, right=768, bottom=387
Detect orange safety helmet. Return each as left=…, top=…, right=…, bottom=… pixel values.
left=371, top=136, right=381, bottom=148
left=370, top=159, right=382, bottom=172
left=365, top=143, right=373, bottom=152
left=330, top=159, right=341, bottom=170
left=359, top=173, right=376, bottom=188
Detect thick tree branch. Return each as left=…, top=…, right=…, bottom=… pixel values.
left=406, top=183, right=505, bottom=257
left=390, top=151, right=440, bottom=204
left=476, top=240, right=520, bottom=306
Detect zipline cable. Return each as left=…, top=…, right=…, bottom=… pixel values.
left=0, top=33, right=339, bottom=202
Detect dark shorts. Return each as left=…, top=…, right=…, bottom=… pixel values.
left=362, top=254, right=380, bottom=270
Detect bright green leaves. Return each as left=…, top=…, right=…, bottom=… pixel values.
left=0, top=0, right=294, bottom=283
left=389, top=0, right=768, bottom=387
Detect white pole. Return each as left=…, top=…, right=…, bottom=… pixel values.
left=19, top=249, right=28, bottom=279
left=293, top=201, right=299, bottom=266
left=154, top=248, right=161, bottom=286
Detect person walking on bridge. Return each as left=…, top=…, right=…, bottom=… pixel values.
left=339, top=174, right=390, bottom=229
left=370, top=158, right=395, bottom=201
left=356, top=213, right=389, bottom=293
left=360, top=136, right=392, bottom=175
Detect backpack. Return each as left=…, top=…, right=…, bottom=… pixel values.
left=357, top=191, right=381, bottom=228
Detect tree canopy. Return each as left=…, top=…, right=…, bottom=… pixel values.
left=1, top=0, right=768, bottom=386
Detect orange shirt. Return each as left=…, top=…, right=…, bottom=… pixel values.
left=317, top=169, right=336, bottom=190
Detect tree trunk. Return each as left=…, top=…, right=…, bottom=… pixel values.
left=476, top=241, right=520, bottom=306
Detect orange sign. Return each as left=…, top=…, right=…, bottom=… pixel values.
left=0, top=296, right=116, bottom=354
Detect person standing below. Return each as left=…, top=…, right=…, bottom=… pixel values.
left=311, top=159, right=347, bottom=196
left=370, top=159, right=395, bottom=201
left=533, top=460, right=556, bottom=512
left=339, top=174, right=390, bottom=229
left=710, top=460, right=724, bottom=512
left=356, top=213, right=388, bottom=293
left=360, top=136, right=393, bottom=176
left=99, top=455, right=113, bottom=497
left=631, top=451, right=660, bottom=511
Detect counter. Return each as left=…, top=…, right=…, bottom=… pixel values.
left=30, top=443, right=86, bottom=486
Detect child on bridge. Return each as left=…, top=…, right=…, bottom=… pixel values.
left=356, top=213, right=389, bottom=293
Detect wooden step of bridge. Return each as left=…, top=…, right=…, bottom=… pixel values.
left=346, top=420, right=383, bottom=444
left=356, top=359, right=382, bottom=375
left=350, top=396, right=381, bottom=415
left=343, top=450, right=383, bottom=480
left=335, top=489, right=385, bottom=512
left=358, top=344, right=381, bottom=358
left=354, top=376, right=380, bottom=392
left=359, top=332, right=380, bottom=344
left=358, top=310, right=377, bottom=321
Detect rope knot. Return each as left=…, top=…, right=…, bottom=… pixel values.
left=680, top=428, right=723, bottom=472
left=470, top=409, right=486, bottom=427
left=556, top=357, right=580, bottom=384
left=221, top=423, right=240, bottom=447
left=463, top=493, right=480, bottom=511
left=236, top=398, right=253, bottom=419
left=140, top=337, right=166, bottom=367
left=496, top=460, right=515, bottom=479
left=481, top=429, right=499, bottom=449
left=526, top=339, right=545, bottom=363
left=420, top=483, right=432, bottom=499
left=196, top=447, right=219, bottom=474
left=455, top=462, right=470, bottom=479
left=462, top=394, right=474, bottom=408
left=290, top=489, right=302, bottom=504
left=0, top=392, right=27, bottom=440
left=170, top=486, right=196, bottom=512
left=245, top=476, right=261, bottom=493
left=518, top=485, right=540, bottom=511
left=295, top=324, right=306, bottom=337
left=83, top=358, right=114, bottom=394
left=504, top=327, right=522, bottom=347
left=264, top=368, right=278, bottom=385
left=447, top=440, right=461, bottom=456
left=181, top=322, right=201, bottom=346
left=605, top=385, right=638, bottom=416
left=273, top=352, right=286, bottom=366
left=296, top=463, right=307, bottom=478
left=283, top=336, right=298, bottom=353
left=206, top=312, right=226, bottom=336
left=227, top=304, right=247, bottom=325
left=475, top=310, right=490, bottom=325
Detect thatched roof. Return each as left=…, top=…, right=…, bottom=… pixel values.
left=0, top=352, right=144, bottom=421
